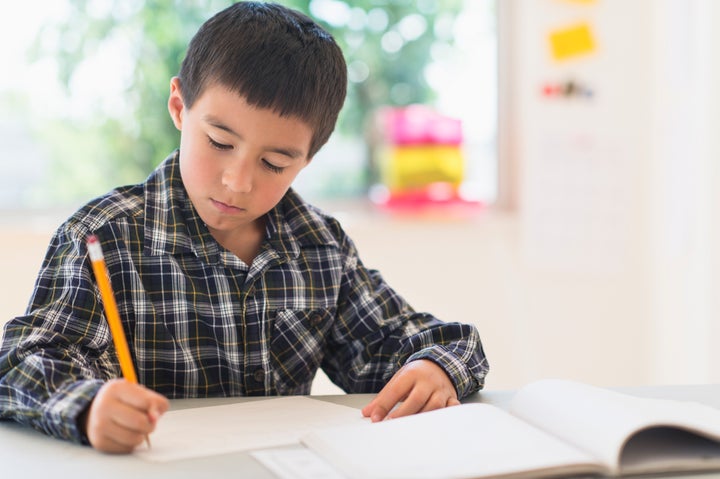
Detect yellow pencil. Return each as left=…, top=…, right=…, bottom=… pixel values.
left=87, top=234, right=150, bottom=448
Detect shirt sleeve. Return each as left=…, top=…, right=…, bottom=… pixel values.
left=0, top=225, right=117, bottom=443
left=320, top=231, right=489, bottom=399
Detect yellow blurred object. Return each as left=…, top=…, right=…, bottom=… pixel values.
left=549, top=23, right=596, bottom=61
left=380, top=145, right=464, bottom=192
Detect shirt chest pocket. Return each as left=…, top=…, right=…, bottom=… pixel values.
left=270, top=307, right=335, bottom=391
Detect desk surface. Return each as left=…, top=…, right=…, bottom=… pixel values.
left=2, top=384, right=720, bottom=479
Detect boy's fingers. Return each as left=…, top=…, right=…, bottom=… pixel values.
left=145, top=395, right=169, bottom=425
left=361, top=394, right=391, bottom=421
left=86, top=410, right=147, bottom=453
left=147, top=407, right=161, bottom=425
left=362, top=378, right=414, bottom=422
left=147, top=398, right=170, bottom=430
left=102, top=422, right=148, bottom=451
left=109, top=381, right=169, bottom=428
left=386, top=388, right=434, bottom=419
left=110, top=401, right=157, bottom=433
left=386, top=389, right=458, bottom=419
left=369, top=404, right=391, bottom=422
left=114, top=382, right=167, bottom=410
left=418, top=391, right=455, bottom=414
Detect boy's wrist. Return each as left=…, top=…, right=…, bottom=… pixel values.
left=40, top=378, right=104, bottom=444
left=405, top=346, right=475, bottom=399
left=76, top=399, right=95, bottom=444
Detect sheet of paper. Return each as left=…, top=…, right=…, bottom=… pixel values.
left=252, top=448, right=346, bottom=479
left=303, top=403, right=600, bottom=479
left=135, top=396, right=367, bottom=462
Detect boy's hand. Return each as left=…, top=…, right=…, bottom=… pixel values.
left=80, top=379, right=169, bottom=454
left=361, top=359, right=460, bottom=422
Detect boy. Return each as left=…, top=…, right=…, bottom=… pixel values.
left=0, top=2, right=488, bottom=453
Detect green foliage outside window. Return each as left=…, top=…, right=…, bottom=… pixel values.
left=30, top=0, right=464, bottom=201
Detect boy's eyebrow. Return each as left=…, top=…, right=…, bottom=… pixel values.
left=202, top=114, right=305, bottom=160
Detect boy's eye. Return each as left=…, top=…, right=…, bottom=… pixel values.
left=207, top=136, right=232, bottom=150
left=262, top=159, right=285, bottom=174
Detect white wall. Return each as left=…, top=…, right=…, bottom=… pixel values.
left=709, top=1, right=720, bottom=377
left=504, top=0, right=720, bottom=386
left=649, top=0, right=720, bottom=383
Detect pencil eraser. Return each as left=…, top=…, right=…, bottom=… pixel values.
left=87, top=235, right=104, bottom=261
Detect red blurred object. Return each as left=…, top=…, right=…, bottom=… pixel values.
left=370, top=183, right=484, bottom=214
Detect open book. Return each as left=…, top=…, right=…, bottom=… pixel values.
left=301, top=379, right=720, bottom=479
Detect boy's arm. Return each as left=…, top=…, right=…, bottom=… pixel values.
left=0, top=226, right=117, bottom=443
left=321, top=232, right=489, bottom=402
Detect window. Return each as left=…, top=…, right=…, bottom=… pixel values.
left=0, top=1, right=497, bottom=210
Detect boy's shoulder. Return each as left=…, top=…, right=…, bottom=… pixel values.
left=61, top=183, right=146, bottom=239
left=59, top=153, right=178, bottom=240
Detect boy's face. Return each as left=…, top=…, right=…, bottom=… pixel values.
left=168, top=78, right=312, bottom=244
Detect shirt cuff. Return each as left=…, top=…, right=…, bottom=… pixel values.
left=406, top=345, right=482, bottom=399
left=40, top=379, right=104, bottom=444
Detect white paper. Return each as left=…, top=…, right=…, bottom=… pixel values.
left=135, top=397, right=367, bottom=462
left=302, top=403, right=600, bottom=479
left=252, top=448, right=347, bottom=479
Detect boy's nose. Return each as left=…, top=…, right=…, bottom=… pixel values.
left=222, top=159, right=253, bottom=193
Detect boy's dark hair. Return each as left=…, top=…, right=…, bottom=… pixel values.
left=178, top=1, right=347, bottom=158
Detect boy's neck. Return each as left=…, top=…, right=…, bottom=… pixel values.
left=208, top=217, right=266, bottom=265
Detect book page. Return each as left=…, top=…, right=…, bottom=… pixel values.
left=135, top=397, right=366, bottom=462
left=303, top=403, right=603, bottom=479
left=620, top=427, right=720, bottom=475
left=509, top=379, right=720, bottom=473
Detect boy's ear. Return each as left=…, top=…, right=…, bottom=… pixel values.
left=167, top=77, right=185, bottom=130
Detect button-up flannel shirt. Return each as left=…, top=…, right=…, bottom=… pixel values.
left=0, top=151, right=488, bottom=443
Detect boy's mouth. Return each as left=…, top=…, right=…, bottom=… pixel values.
left=211, top=198, right=244, bottom=214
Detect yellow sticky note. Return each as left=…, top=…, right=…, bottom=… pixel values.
left=548, top=23, right=596, bottom=61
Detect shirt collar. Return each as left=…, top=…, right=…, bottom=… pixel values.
left=264, top=189, right=341, bottom=261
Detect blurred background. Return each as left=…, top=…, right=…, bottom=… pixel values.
left=1, top=0, right=719, bottom=393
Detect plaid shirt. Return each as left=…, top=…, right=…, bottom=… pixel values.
left=0, top=151, right=488, bottom=443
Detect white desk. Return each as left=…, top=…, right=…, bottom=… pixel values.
left=1, top=385, right=720, bottom=479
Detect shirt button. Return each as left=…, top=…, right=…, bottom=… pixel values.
left=253, top=369, right=265, bottom=383
left=309, top=313, right=323, bottom=327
